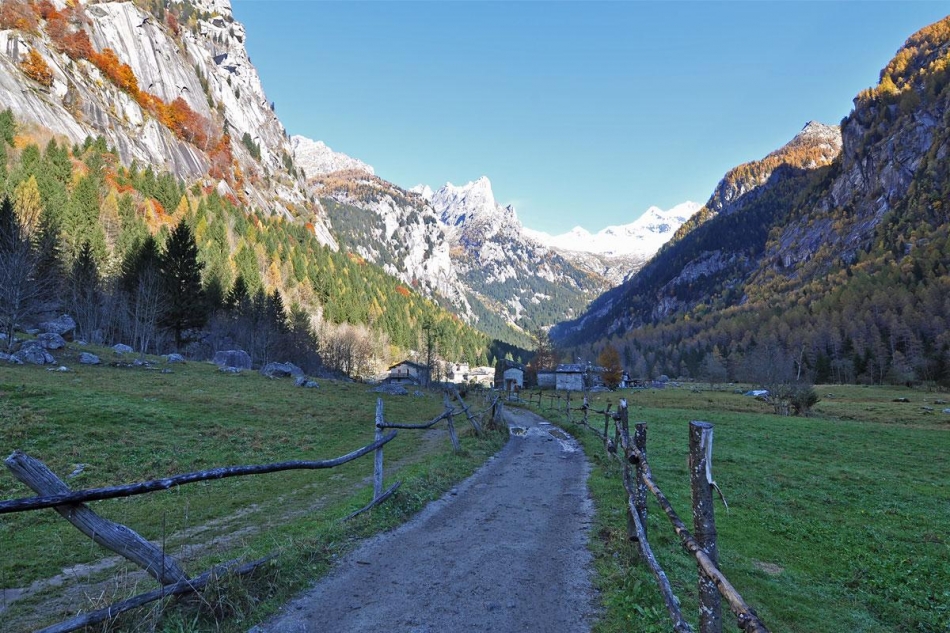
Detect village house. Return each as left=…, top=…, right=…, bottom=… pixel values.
left=555, top=364, right=586, bottom=391
left=537, top=369, right=556, bottom=389
left=552, top=363, right=607, bottom=391
left=386, top=360, right=428, bottom=385
left=494, top=359, right=525, bottom=392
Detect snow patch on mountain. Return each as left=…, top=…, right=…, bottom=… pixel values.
left=525, top=201, right=701, bottom=258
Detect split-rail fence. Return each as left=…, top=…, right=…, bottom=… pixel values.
left=0, top=389, right=502, bottom=633
left=533, top=390, right=771, bottom=633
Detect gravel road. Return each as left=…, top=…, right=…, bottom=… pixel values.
left=252, top=406, right=598, bottom=632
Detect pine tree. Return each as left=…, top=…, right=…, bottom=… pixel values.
left=68, top=241, right=103, bottom=343
left=159, top=220, right=206, bottom=350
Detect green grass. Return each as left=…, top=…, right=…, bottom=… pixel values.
left=526, top=384, right=950, bottom=633
left=0, top=346, right=506, bottom=632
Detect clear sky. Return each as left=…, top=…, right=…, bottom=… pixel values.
left=232, top=1, right=949, bottom=235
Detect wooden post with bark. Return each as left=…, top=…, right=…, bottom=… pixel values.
left=634, top=422, right=648, bottom=542
left=454, top=388, right=482, bottom=435
left=5, top=452, right=187, bottom=585
left=374, top=398, right=385, bottom=500
left=690, top=421, right=722, bottom=633
left=444, top=394, right=461, bottom=452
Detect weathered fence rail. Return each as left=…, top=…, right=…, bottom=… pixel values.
left=1, top=390, right=501, bottom=633
left=540, top=392, right=770, bottom=633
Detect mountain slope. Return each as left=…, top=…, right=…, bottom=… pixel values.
left=306, top=169, right=607, bottom=344
left=0, top=0, right=335, bottom=245
left=424, top=177, right=608, bottom=334
left=554, top=122, right=842, bottom=342
left=552, top=16, right=950, bottom=387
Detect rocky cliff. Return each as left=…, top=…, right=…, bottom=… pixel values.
left=310, top=170, right=607, bottom=342
left=0, top=0, right=335, bottom=245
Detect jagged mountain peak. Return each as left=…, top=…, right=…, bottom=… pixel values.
left=410, top=184, right=434, bottom=201
left=290, top=136, right=375, bottom=178
left=430, top=176, right=518, bottom=230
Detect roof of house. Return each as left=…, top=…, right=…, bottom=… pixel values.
left=556, top=364, right=587, bottom=373
left=387, top=360, right=428, bottom=371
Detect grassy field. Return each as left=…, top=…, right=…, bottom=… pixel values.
left=526, top=384, right=950, bottom=633
left=0, top=346, right=506, bottom=632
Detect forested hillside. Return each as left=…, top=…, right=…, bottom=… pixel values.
left=0, top=112, right=492, bottom=376
left=554, top=17, right=950, bottom=388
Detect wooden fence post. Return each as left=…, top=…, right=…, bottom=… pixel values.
left=374, top=398, right=384, bottom=500
left=5, top=452, right=187, bottom=586
left=446, top=412, right=460, bottom=452
left=634, top=422, right=648, bottom=542
left=443, top=394, right=461, bottom=452
left=690, top=421, right=722, bottom=633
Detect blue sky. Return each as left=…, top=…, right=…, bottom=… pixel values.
left=233, top=1, right=949, bottom=235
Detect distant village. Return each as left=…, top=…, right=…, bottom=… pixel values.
left=383, top=358, right=655, bottom=393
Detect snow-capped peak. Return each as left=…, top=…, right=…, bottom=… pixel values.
left=410, top=184, right=434, bottom=201
left=527, top=201, right=701, bottom=257
left=430, top=176, right=517, bottom=229
left=290, top=136, right=374, bottom=177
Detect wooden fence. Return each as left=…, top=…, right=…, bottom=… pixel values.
left=544, top=392, right=770, bottom=633
left=0, top=389, right=502, bottom=633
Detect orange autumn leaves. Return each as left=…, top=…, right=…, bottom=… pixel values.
left=8, top=0, right=212, bottom=149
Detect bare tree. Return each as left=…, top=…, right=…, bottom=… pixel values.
left=0, top=198, right=50, bottom=351
left=119, top=236, right=165, bottom=355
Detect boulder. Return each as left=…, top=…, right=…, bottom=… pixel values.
left=113, top=344, right=134, bottom=355
left=0, top=352, right=20, bottom=364
left=79, top=352, right=101, bottom=365
left=14, top=341, right=55, bottom=365
left=39, top=315, right=76, bottom=338
left=213, top=349, right=252, bottom=370
left=261, top=362, right=304, bottom=378
left=374, top=383, right=409, bottom=396
left=295, top=376, right=319, bottom=388
left=165, top=353, right=186, bottom=364
left=37, top=332, right=67, bottom=350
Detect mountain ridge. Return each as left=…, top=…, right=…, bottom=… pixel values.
left=552, top=15, right=950, bottom=388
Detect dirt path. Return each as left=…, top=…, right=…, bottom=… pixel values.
left=252, top=407, right=598, bottom=633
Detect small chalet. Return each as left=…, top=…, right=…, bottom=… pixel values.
left=555, top=364, right=586, bottom=391
left=387, top=360, right=427, bottom=385
left=494, top=359, right=525, bottom=392
left=537, top=369, right=556, bottom=389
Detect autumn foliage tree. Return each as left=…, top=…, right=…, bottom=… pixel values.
left=597, top=345, right=623, bottom=389
left=0, top=0, right=38, bottom=32
left=20, top=49, right=53, bottom=88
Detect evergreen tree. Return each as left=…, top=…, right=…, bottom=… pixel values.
left=159, top=220, right=206, bottom=350
left=68, top=241, right=104, bottom=343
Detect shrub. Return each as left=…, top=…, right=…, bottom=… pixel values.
left=20, top=49, right=54, bottom=88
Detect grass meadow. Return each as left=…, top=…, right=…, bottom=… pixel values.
left=0, top=346, right=505, bottom=632
left=528, top=384, right=950, bottom=633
